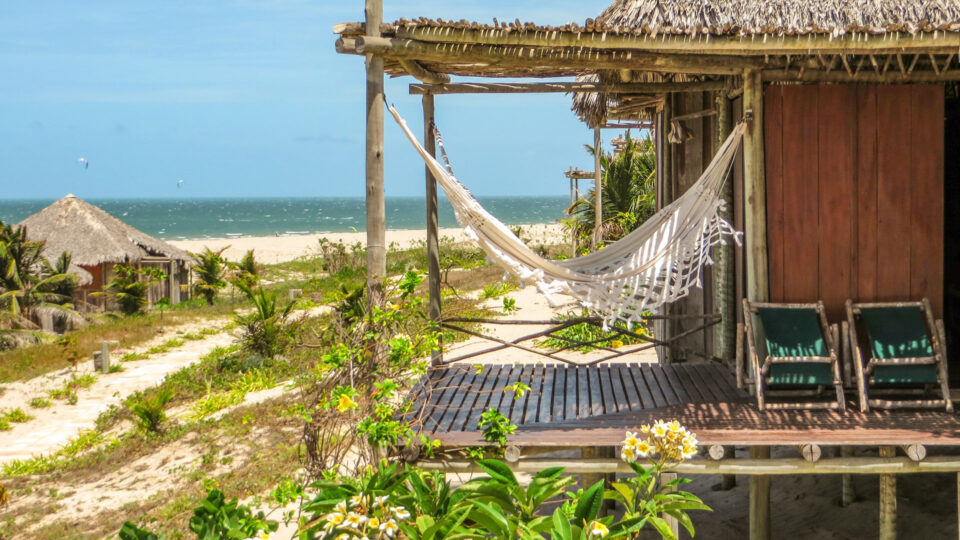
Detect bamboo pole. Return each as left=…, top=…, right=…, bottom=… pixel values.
left=408, top=80, right=729, bottom=95
left=593, top=128, right=602, bottom=249
left=841, top=446, right=856, bottom=507
left=879, top=446, right=897, bottom=540
left=423, top=93, right=442, bottom=366
left=742, top=69, right=768, bottom=303
left=348, top=36, right=761, bottom=75
left=763, top=69, right=960, bottom=83
left=714, top=90, right=735, bottom=364
left=398, top=59, right=450, bottom=84
left=418, top=455, right=960, bottom=475
left=364, top=0, right=386, bottom=315
left=749, top=446, right=771, bottom=540
left=388, top=25, right=960, bottom=56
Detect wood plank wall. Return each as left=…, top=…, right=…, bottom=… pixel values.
left=765, top=84, right=944, bottom=319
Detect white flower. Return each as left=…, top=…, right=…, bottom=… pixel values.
left=588, top=521, right=609, bottom=538
left=374, top=494, right=389, bottom=506
left=334, top=501, right=348, bottom=513
left=652, top=421, right=668, bottom=438
left=380, top=519, right=399, bottom=537
left=345, top=511, right=367, bottom=528
left=323, top=512, right=345, bottom=531
left=349, top=494, right=366, bottom=507
left=620, top=445, right=637, bottom=463
left=392, top=506, right=411, bottom=520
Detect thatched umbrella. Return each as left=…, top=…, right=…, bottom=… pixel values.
left=19, top=194, right=191, bottom=267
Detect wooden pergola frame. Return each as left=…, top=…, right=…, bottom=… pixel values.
left=345, top=4, right=960, bottom=537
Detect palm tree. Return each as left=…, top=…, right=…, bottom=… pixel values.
left=234, top=281, right=295, bottom=358
left=0, top=221, right=82, bottom=329
left=190, top=247, right=228, bottom=305
left=566, top=133, right=657, bottom=248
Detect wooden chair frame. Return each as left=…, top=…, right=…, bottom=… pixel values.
left=845, top=298, right=953, bottom=413
left=741, top=299, right=846, bottom=411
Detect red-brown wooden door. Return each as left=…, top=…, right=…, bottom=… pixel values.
left=764, top=84, right=943, bottom=319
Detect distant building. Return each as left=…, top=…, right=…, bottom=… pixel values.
left=19, top=194, right=192, bottom=310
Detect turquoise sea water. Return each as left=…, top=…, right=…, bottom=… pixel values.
left=0, top=197, right=570, bottom=241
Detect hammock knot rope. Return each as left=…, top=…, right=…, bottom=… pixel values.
left=389, top=105, right=745, bottom=327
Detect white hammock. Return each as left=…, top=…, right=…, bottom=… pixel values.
left=389, top=105, right=744, bottom=328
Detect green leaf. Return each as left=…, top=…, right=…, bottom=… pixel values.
left=551, top=508, right=572, bottom=540
left=573, top=480, right=605, bottom=524
left=468, top=500, right=511, bottom=536
left=535, top=466, right=565, bottom=479
left=647, top=516, right=677, bottom=540
left=477, top=459, right=518, bottom=486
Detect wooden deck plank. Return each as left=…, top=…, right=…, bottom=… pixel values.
left=618, top=364, right=643, bottom=411
left=654, top=365, right=687, bottom=405
left=700, top=363, right=743, bottom=398
left=629, top=365, right=657, bottom=409
left=463, top=364, right=502, bottom=432
left=577, top=366, right=591, bottom=419
left=522, top=365, right=543, bottom=425
left=445, top=365, right=485, bottom=432
left=685, top=364, right=727, bottom=402
left=538, top=365, right=556, bottom=424
left=490, top=364, right=516, bottom=418
left=588, top=365, right=605, bottom=416
left=669, top=364, right=707, bottom=403
left=603, top=365, right=627, bottom=413
left=437, top=366, right=479, bottom=432
left=421, top=366, right=460, bottom=432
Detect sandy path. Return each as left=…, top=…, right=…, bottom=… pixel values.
left=170, top=223, right=566, bottom=264
left=445, top=285, right=659, bottom=365
left=0, top=330, right=234, bottom=464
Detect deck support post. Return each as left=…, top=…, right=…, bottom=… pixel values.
left=742, top=69, right=768, bottom=304
left=580, top=447, right=615, bottom=515
left=423, top=92, right=442, bottom=365
left=749, top=446, right=771, bottom=540
left=720, top=445, right=737, bottom=490
left=879, top=446, right=897, bottom=540
left=661, top=472, right=680, bottom=536
left=364, top=0, right=386, bottom=319
left=841, top=446, right=856, bottom=507
left=592, top=128, right=602, bottom=248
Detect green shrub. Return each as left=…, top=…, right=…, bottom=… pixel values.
left=128, top=388, right=173, bottom=433
left=480, top=281, right=516, bottom=299
left=28, top=397, right=51, bottom=408
left=4, top=408, right=33, bottom=423
left=233, top=283, right=295, bottom=358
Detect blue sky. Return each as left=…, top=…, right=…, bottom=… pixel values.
left=1, top=1, right=613, bottom=199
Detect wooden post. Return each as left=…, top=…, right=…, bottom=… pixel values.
left=841, top=446, right=856, bottom=507
left=749, top=446, right=771, bottom=540
left=423, top=93, right=442, bottom=365
left=742, top=69, right=768, bottom=303
left=592, top=128, right=602, bottom=248
left=879, top=446, right=897, bottom=540
left=720, top=445, right=737, bottom=490
left=365, top=0, right=386, bottom=315
left=661, top=471, right=680, bottom=536
left=100, top=341, right=110, bottom=374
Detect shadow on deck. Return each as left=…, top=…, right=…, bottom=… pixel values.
left=408, top=363, right=960, bottom=448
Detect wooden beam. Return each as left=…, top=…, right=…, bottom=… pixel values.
left=879, top=446, right=897, bottom=540
left=764, top=69, right=960, bottom=82
left=750, top=446, right=771, bottom=540
left=423, top=93, right=442, bottom=366
left=841, top=446, right=856, bottom=507
left=391, top=25, right=960, bottom=56
left=408, top=80, right=729, bottom=95
left=743, top=69, right=768, bottom=303
left=348, top=36, right=766, bottom=75
left=593, top=128, right=602, bottom=248
left=399, top=59, right=450, bottom=84
left=365, top=0, right=386, bottom=314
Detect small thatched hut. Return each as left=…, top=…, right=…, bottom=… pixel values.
left=19, top=194, right=192, bottom=310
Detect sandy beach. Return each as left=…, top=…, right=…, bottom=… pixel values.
left=170, top=223, right=567, bottom=263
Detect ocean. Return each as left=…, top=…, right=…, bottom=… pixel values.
left=0, top=196, right=571, bottom=241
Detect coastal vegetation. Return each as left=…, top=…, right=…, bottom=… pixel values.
left=565, top=133, right=657, bottom=251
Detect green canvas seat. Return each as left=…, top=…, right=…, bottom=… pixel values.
left=756, top=307, right=834, bottom=386
left=846, top=299, right=952, bottom=412
left=741, top=300, right=845, bottom=411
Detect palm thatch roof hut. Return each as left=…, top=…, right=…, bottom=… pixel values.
left=19, top=194, right=192, bottom=309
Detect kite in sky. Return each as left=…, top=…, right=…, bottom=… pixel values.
left=177, top=179, right=184, bottom=188
left=76, top=157, right=88, bottom=169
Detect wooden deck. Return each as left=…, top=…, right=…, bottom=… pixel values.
left=408, top=363, right=960, bottom=447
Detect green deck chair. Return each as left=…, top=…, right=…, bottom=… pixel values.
left=846, top=298, right=953, bottom=412
left=741, top=300, right=846, bottom=411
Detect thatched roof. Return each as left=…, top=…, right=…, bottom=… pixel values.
left=596, top=0, right=960, bottom=38
left=19, top=195, right=191, bottom=267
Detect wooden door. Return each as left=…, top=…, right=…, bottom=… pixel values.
left=764, top=84, right=943, bottom=319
